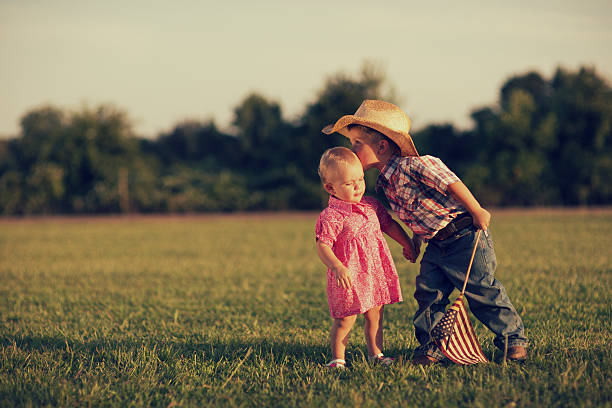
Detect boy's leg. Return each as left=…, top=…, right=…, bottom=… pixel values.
left=330, top=315, right=357, bottom=361
left=364, top=305, right=384, bottom=357
left=413, top=243, right=455, bottom=360
left=440, top=229, right=527, bottom=350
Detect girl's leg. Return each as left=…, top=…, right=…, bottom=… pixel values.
left=364, top=305, right=384, bottom=357
left=330, top=315, right=357, bottom=360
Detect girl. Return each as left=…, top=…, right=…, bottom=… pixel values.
left=315, top=147, right=416, bottom=368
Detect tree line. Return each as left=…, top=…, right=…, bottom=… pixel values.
left=0, top=64, right=610, bottom=215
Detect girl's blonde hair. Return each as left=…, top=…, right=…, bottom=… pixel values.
left=318, top=147, right=360, bottom=184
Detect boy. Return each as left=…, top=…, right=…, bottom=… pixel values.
left=322, top=100, right=527, bottom=365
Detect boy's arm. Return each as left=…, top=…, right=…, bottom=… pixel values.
left=315, top=240, right=352, bottom=289
left=382, top=219, right=418, bottom=263
left=447, top=181, right=491, bottom=230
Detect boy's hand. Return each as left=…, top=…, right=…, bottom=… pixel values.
left=471, top=207, right=491, bottom=231
left=402, top=239, right=417, bottom=263
left=332, top=265, right=352, bottom=289
left=413, top=235, right=422, bottom=259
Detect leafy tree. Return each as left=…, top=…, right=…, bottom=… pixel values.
left=232, top=93, right=287, bottom=170
left=413, top=124, right=478, bottom=173
left=18, top=106, right=65, bottom=167
left=295, top=62, right=396, bottom=178
left=230, top=93, right=314, bottom=209
left=0, top=170, right=23, bottom=215
left=23, top=163, right=65, bottom=214
left=159, top=166, right=262, bottom=212
left=60, top=105, right=138, bottom=212
left=0, top=106, right=67, bottom=213
left=0, top=104, right=141, bottom=214
left=154, top=120, right=240, bottom=168
left=550, top=67, right=612, bottom=204
left=500, top=71, right=551, bottom=117
left=465, top=66, right=611, bottom=205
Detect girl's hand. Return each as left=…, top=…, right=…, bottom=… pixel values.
left=332, top=265, right=352, bottom=289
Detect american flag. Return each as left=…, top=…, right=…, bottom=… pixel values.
left=431, top=294, right=488, bottom=365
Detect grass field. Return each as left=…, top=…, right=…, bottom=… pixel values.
left=1, top=210, right=611, bottom=407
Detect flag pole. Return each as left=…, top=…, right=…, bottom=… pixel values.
left=459, top=229, right=482, bottom=297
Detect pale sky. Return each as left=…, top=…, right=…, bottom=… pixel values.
left=1, top=0, right=611, bottom=139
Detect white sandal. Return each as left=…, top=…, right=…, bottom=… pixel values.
left=368, top=353, right=395, bottom=366
left=326, top=358, right=346, bottom=368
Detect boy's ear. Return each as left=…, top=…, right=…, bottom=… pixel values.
left=377, top=139, right=389, bottom=154
left=323, top=183, right=335, bottom=195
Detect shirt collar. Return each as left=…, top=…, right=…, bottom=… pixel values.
left=328, top=195, right=365, bottom=215
left=376, top=153, right=402, bottom=190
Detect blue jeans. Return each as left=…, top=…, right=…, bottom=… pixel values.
left=413, top=226, right=527, bottom=359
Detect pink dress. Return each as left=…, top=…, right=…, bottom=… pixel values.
left=315, top=196, right=403, bottom=318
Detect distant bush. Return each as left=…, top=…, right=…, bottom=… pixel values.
left=0, top=65, right=610, bottom=214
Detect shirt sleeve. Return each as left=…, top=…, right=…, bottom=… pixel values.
left=409, top=156, right=460, bottom=195
left=364, top=197, right=393, bottom=231
left=315, top=210, right=343, bottom=248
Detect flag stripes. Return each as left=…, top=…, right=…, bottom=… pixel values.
left=433, top=296, right=488, bottom=365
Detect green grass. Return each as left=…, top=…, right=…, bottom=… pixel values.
left=1, top=211, right=611, bottom=407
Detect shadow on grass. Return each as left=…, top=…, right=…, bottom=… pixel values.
left=6, top=334, right=609, bottom=374
left=14, top=334, right=606, bottom=368
left=1, top=333, right=339, bottom=366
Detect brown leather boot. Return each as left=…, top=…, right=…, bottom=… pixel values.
left=412, top=355, right=440, bottom=366
left=507, top=345, right=527, bottom=361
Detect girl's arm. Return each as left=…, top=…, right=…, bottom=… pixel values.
left=447, top=181, right=491, bottom=230
left=316, top=240, right=352, bottom=289
left=382, top=219, right=418, bottom=263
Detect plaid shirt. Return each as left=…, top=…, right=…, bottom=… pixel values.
left=376, top=154, right=465, bottom=239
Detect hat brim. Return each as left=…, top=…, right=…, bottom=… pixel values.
left=322, top=115, right=418, bottom=157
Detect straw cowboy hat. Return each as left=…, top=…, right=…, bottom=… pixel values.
left=322, top=100, right=418, bottom=156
